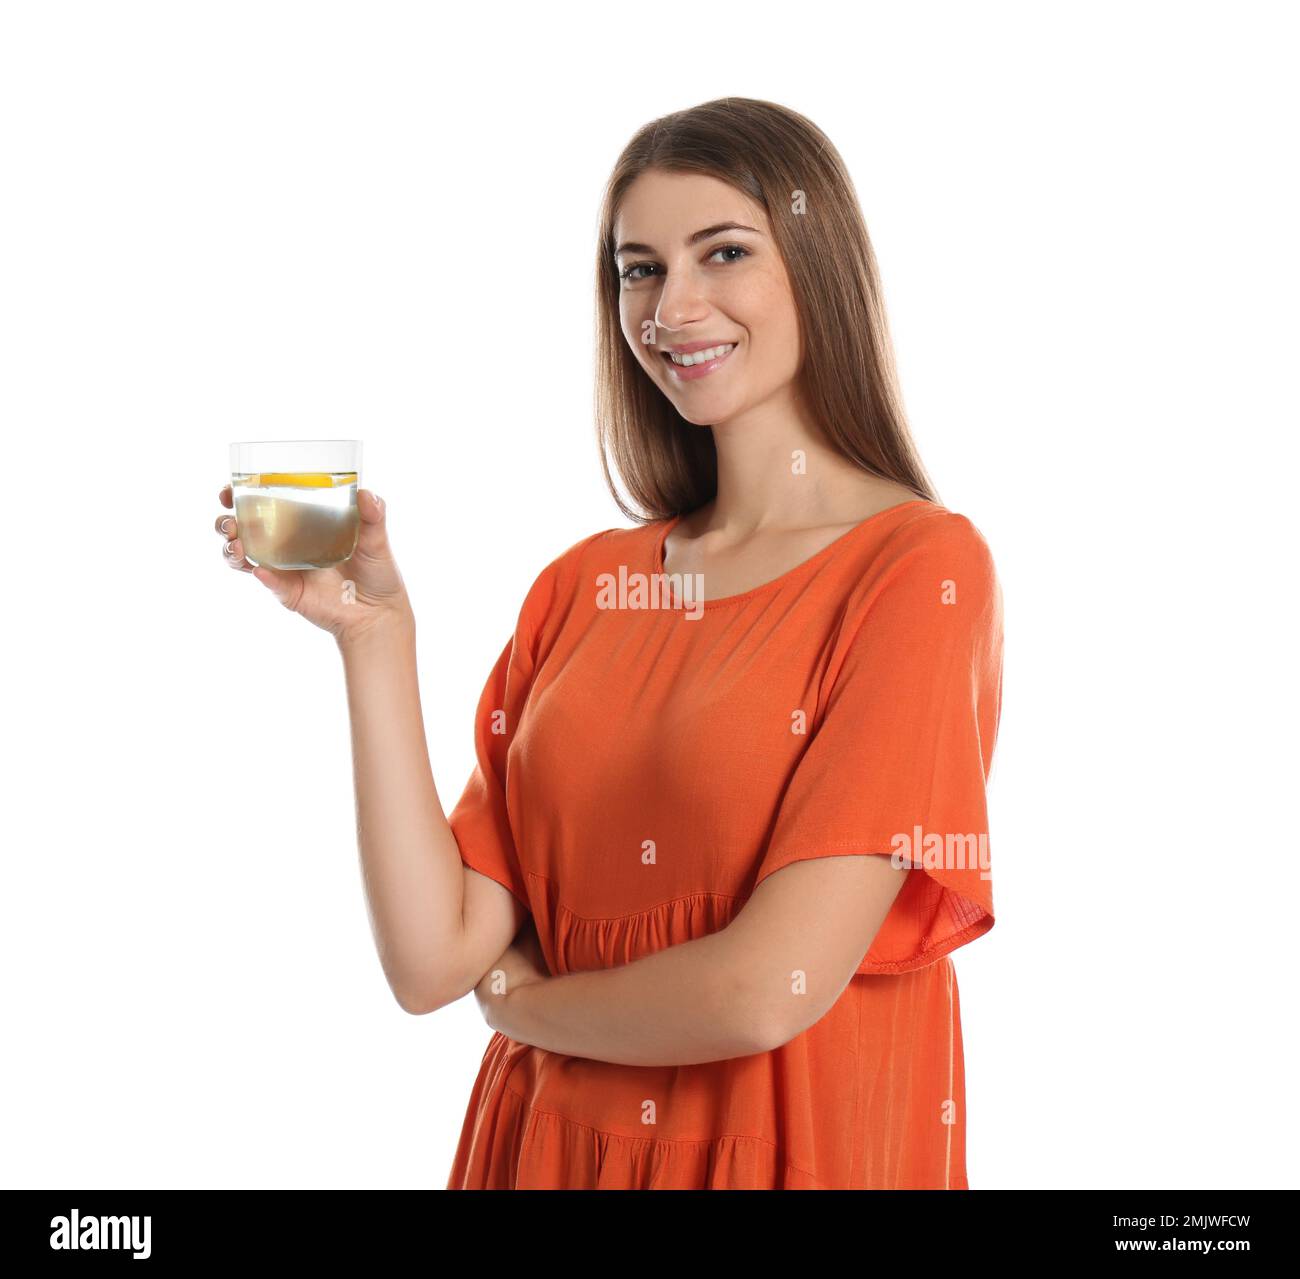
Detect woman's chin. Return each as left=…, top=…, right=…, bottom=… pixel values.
left=668, top=393, right=742, bottom=427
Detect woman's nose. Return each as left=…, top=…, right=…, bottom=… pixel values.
left=654, top=283, right=711, bottom=332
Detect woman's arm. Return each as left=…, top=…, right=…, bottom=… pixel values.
left=338, top=614, right=527, bottom=1014
left=477, top=853, right=909, bottom=1066
left=477, top=925, right=767, bottom=1066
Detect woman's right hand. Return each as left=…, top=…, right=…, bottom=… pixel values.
left=214, top=484, right=413, bottom=645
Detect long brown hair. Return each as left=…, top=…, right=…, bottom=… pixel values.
left=594, top=96, right=939, bottom=523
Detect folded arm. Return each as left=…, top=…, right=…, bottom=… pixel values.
left=475, top=853, right=909, bottom=1067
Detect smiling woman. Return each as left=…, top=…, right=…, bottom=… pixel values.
left=595, top=104, right=937, bottom=523
left=438, top=96, right=1005, bottom=1190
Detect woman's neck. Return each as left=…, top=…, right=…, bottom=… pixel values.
left=699, top=401, right=916, bottom=539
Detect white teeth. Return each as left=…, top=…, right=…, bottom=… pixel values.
left=668, top=343, right=734, bottom=367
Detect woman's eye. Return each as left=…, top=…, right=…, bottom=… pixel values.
left=618, top=243, right=751, bottom=283
left=710, top=243, right=751, bottom=265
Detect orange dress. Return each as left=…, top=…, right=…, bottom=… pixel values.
left=445, top=499, right=1004, bottom=1190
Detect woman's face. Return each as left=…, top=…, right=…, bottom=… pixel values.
left=613, top=169, right=801, bottom=427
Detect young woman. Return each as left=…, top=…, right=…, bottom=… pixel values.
left=214, top=97, right=1004, bottom=1190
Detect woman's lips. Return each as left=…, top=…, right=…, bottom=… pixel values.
left=660, top=344, right=736, bottom=382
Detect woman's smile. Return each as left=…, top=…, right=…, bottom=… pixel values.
left=659, top=340, right=738, bottom=382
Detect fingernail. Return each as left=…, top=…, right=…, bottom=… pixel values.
left=221, top=517, right=234, bottom=534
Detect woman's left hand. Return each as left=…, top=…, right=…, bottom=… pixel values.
left=474, top=917, right=549, bottom=1028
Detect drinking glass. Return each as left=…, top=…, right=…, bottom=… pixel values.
left=229, top=440, right=362, bottom=570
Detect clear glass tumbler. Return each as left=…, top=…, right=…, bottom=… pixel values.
left=229, top=440, right=362, bottom=570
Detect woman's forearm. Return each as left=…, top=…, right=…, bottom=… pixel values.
left=338, top=612, right=467, bottom=1012
left=483, top=927, right=772, bottom=1067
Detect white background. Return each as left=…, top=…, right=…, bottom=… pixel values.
left=2, top=0, right=1295, bottom=1190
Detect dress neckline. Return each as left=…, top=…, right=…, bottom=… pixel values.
left=651, top=498, right=941, bottom=611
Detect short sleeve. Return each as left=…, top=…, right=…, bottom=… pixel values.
left=445, top=529, right=613, bottom=912
left=446, top=633, right=532, bottom=910
left=753, top=513, right=1004, bottom=975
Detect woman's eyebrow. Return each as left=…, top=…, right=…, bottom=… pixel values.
left=614, top=222, right=762, bottom=258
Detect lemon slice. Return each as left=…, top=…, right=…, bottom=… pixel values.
left=249, top=472, right=358, bottom=488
